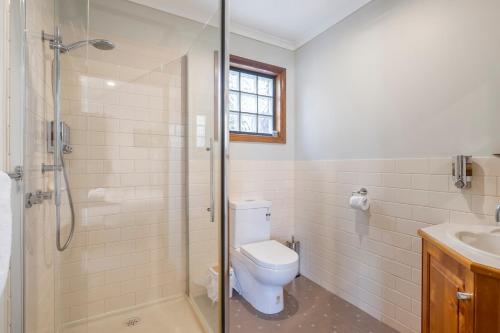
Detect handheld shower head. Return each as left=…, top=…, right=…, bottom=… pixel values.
left=89, top=39, right=115, bottom=51
left=62, top=39, right=115, bottom=53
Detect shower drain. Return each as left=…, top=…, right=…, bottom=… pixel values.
left=124, top=317, right=142, bottom=327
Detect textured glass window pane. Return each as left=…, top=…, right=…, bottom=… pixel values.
left=258, top=77, right=273, bottom=96
left=229, top=112, right=240, bottom=131
left=241, top=114, right=257, bottom=133
left=258, top=116, right=273, bottom=134
left=240, top=73, right=257, bottom=93
left=258, top=96, right=273, bottom=115
left=229, top=91, right=240, bottom=111
left=241, top=93, right=257, bottom=113
left=229, top=70, right=239, bottom=90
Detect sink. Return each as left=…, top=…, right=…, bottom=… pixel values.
left=420, top=224, right=500, bottom=270
left=454, top=229, right=500, bottom=257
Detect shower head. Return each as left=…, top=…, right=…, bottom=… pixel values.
left=89, top=39, right=115, bottom=51
left=61, top=39, right=115, bottom=53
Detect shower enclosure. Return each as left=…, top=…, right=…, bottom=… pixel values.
left=7, top=0, right=228, bottom=332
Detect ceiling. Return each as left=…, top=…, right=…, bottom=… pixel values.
left=129, top=0, right=372, bottom=50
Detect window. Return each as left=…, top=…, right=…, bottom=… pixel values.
left=229, top=55, right=286, bottom=143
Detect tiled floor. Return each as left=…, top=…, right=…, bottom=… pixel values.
left=62, top=297, right=204, bottom=333
left=229, top=276, right=399, bottom=333
left=62, top=277, right=399, bottom=333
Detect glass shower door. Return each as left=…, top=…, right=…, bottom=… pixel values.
left=18, top=0, right=225, bottom=332
left=186, top=14, right=224, bottom=333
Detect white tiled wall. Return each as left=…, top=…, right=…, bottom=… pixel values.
left=57, top=50, right=186, bottom=323
left=230, top=160, right=295, bottom=242
left=295, top=157, right=500, bottom=333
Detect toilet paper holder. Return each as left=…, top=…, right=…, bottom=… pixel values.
left=352, top=188, right=368, bottom=196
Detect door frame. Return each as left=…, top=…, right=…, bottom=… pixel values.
left=219, top=0, right=229, bottom=332
left=5, top=0, right=27, bottom=332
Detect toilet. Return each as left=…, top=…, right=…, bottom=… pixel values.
left=230, top=200, right=299, bottom=314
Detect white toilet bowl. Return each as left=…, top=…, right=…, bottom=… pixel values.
left=231, top=240, right=299, bottom=314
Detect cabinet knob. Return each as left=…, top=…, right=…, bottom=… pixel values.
left=456, top=291, right=473, bottom=300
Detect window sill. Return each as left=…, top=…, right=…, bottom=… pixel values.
left=230, top=132, right=286, bottom=144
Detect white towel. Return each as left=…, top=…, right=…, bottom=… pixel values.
left=0, top=172, right=12, bottom=295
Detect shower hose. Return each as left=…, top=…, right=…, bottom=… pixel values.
left=56, top=145, right=75, bottom=252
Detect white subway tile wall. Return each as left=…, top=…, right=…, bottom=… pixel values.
left=295, top=157, right=499, bottom=333
left=57, top=51, right=186, bottom=323
left=229, top=160, right=295, bottom=242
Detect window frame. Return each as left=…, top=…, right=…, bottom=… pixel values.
left=229, top=55, right=286, bottom=144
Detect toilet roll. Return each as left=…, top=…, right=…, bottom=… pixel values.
left=349, top=195, right=370, bottom=211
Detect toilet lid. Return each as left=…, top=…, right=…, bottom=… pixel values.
left=240, top=240, right=298, bottom=270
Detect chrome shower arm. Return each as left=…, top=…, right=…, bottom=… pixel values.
left=62, top=40, right=89, bottom=52
left=42, top=31, right=115, bottom=53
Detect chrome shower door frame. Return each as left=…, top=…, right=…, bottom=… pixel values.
left=219, top=0, right=230, bottom=331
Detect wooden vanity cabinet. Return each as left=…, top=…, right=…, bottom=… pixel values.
left=421, top=236, right=500, bottom=333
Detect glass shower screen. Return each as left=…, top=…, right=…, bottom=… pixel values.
left=19, top=0, right=225, bottom=332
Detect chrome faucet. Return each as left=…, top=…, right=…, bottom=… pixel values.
left=496, top=204, right=500, bottom=223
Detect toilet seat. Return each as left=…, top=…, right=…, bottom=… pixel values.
left=240, top=240, right=298, bottom=271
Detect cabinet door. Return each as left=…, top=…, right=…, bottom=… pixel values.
left=474, top=273, right=500, bottom=332
left=429, top=258, right=460, bottom=332
left=422, top=240, right=474, bottom=333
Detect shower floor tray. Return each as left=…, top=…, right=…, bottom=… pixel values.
left=61, top=297, right=204, bottom=333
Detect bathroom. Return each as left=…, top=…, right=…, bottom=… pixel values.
left=0, top=0, right=500, bottom=332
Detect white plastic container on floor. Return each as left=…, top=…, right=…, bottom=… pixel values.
left=207, top=265, right=235, bottom=303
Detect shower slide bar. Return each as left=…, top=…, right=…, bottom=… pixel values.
left=41, top=27, right=114, bottom=251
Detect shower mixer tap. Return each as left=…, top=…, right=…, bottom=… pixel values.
left=47, top=120, right=72, bottom=154
left=25, top=191, right=52, bottom=208
left=42, top=121, right=71, bottom=174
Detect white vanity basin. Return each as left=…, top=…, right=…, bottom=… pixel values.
left=419, top=224, right=500, bottom=270
left=454, top=229, right=500, bottom=257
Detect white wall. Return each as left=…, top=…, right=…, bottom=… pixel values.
left=0, top=0, right=7, bottom=332
left=295, top=0, right=500, bottom=160
left=293, top=1, right=500, bottom=332
left=229, top=34, right=295, bottom=161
